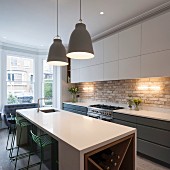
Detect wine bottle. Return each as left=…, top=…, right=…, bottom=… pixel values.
left=104, top=149, right=114, bottom=156
left=101, top=153, right=110, bottom=160
left=99, top=162, right=110, bottom=170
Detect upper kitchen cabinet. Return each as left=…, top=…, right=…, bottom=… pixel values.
left=119, top=24, right=141, bottom=60
left=79, top=58, right=91, bottom=68
left=79, top=40, right=104, bottom=68
left=71, top=59, right=80, bottom=70
left=91, top=64, right=104, bottom=82
left=80, top=64, right=104, bottom=82
left=104, top=61, right=118, bottom=81
left=80, top=67, right=91, bottom=82
left=119, top=56, right=140, bottom=79
left=103, top=34, right=118, bottom=63
left=71, top=69, right=80, bottom=83
left=141, top=50, right=170, bottom=78
left=91, top=40, right=104, bottom=65
left=141, top=12, right=170, bottom=55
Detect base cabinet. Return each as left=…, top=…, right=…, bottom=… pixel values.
left=62, top=103, right=88, bottom=116
left=137, top=138, right=170, bottom=165
left=113, top=112, right=170, bottom=167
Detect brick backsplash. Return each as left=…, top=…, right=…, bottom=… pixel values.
left=76, top=77, right=170, bottom=109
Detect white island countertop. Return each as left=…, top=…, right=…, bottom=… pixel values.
left=17, top=108, right=136, bottom=170
left=17, top=108, right=135, bottom=152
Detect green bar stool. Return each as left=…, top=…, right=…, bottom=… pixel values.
left=26, top=130, right=53, bottom=170
left=14, top=117, right=32, bottom=170
left=6, top=116, right=25, bottom=159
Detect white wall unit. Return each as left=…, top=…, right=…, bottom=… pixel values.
left=71, top=59, right=80, bottom=70
left=91, top=64, right=104, bottom=82
left=104, top=34, right=118, bottom=63
left=80, top=67, right=91, bottom=82
left=142, top=12, right=170, bottom=55
left=71, top=69, right=80, bottom=83
left=79, top=40, right=104, bottom=69
left=80, top=64, right=104, bottom=82
left=104, top=61, right=118, bottom=81
left=71, top=11, right=170, bottom=83
left=79, top=58, right=91, bottom=68
left=141, top=50, right=170, bottom=78
left=119, top=24, right=141, bottom=59
left=91, top=40, right=104, bottom=65
left=119, top=56, right=140, bottom=79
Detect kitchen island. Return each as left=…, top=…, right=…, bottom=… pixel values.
left=16, top=108, right=136, bottom=170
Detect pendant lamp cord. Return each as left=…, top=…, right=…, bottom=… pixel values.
left=79, top=0, right=82, bottom=22
left=57, top=0, right=59, bottom=37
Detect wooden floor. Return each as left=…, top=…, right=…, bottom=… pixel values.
left=0, top=128, right=169, bottom=170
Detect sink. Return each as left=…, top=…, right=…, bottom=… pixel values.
left=40, top=109, right=58, bottom=113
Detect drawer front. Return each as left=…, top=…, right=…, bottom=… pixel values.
left=137, top=138, right=170, bottom=164
left=114, top=112, right=136, bottom=123
left=77, top=111, right=87, bottom=116
left=77, top=106, right=88, bottom=112
left=136, top=116, right=170, bottom=131
left=63, top=103, right=76, bottom=109
left=74, top=106, right=88, bottom=112
left=137, top=124, right=170, bottom=147
left=63, top=106, right=87, bottom=116
left=114, top=119, right=136, bottom=128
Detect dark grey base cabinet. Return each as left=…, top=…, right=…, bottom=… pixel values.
left=62, top=103, right=88, bottom=116
left=113, top=112, right=170, bottom=167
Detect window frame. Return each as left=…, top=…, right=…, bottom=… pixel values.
left=6, top=53, right=35, bottom=104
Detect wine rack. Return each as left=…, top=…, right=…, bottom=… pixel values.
left=85, top=134, right=135, bottom=170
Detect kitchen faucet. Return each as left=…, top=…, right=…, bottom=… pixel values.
left=37, top=98, right=47, bottom=112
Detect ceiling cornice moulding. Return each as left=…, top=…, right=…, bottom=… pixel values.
left=0, top=41, right=48, bottom=56
left=92, top=1, right=170, bottom=42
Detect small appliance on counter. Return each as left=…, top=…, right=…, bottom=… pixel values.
left=87, top=104, right=124, bottom=122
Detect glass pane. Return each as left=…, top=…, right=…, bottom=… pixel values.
left=6, top=56, right=34, bottom=104
left=42, top=60, right=53, bottom=106
left=7, top=81, right=34, bottom=104
left=43, top=60, right=53, bottom=80
left=43, top=81, right=53, bottom=105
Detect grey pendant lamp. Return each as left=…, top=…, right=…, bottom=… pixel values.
left=67, top=0, right=94, bottom=59
left=47, top=0, right=68, bottom=66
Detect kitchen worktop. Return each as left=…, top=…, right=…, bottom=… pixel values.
left=63, top=102, right=170, bottom=121
left=17, top=108, right=135, bottom=152
left=16, top=108, right=136, bottom=170
left=115, top=109, right=170, bottom=122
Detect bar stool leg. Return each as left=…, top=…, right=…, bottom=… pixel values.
left=39, top=147, right=44, bottom=170
left=9, top=128, right=16, bottom=159
left=27, top=137, right=33, bottom=170
left=6, top=127, right=11, bottom=150
left=14, top=126, right=22, bottom=170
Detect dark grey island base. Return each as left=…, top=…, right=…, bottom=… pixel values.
left=63, top=102, right=170, bottom=168
left=17, top=117, right=58, bottom=170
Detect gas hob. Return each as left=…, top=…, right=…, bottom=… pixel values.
left=87, top=104, right=124, bottom=122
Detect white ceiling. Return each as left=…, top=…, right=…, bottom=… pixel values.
left=0, top=0, right=169, bottom=48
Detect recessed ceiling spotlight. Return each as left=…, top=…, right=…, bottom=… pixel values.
left=100, top=12, right=104, bottom=15
left=3, top=36, right=7, bottom=39
left=40, top=45, right=44, bottom=46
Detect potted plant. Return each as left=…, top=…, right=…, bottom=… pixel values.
left=127, top=94, right=133, bottom=110
left=133, top=98, right=142, bottom=111
left=68, top=87, right=79, bottom=103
